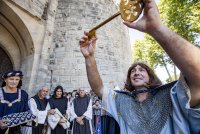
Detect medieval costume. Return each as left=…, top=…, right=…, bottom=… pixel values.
left=102, top=77, right=200, bottom=134
left=0, top=70, right=29, bottom=134
left=101, top=111, right=120, bottom=134
left=70, top=95, right=93, bottom=134
left=48, top=85, right=69, bottom=134
left=92, top=100, right=102, bottom=134
left=29, top=94, right=49, bottom=134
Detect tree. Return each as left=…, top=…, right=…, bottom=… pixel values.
left=132, top=0, right=199, bottom=82
left=159, top=0, right=200, bottom=45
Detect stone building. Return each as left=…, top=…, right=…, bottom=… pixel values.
left=0, top=0, right=132, bottom=96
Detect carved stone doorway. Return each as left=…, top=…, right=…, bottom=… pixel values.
left=0, top=47, right=13, bottom=86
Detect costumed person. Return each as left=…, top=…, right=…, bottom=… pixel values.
left=66, top=92, right=73, bottom=107
left=70, top=88, right=93, bottom=134
left=0, top=70, right=29, bottom=134
left=66, top=92, right=73, bottom=133
left=79, top=0, right=200, bottom=133
left=100, top=110, right=120, bottom=134
left=48, top=85, right=69, bottom=134
left=26, top=85, right=54, bottom=134
left=92, top=99, right=101, bottom=134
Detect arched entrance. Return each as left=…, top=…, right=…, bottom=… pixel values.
left=0, top=1, right=35, bottom=91
left=0, top=47, right=13, bottom=85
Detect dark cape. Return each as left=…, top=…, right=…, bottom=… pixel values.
left=73, top=95, right=91, bottom=134
left=49, top=97, right=68, bottom=134
left=31, top=95, right=48, bottom=134
left=0, top=88, right=29, bottom=134
left=101, top=114, right=120, bottom=134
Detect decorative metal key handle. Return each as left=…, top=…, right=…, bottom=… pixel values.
left=88, top=0, right=144, bottom=39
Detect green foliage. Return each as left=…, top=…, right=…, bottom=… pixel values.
left=159, top=0, right=200, bottom=45
left=133, top=35, right=164, bottom=68
left=132, top=0, right=199, bottom=81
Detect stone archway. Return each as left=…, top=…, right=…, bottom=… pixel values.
left=0, top=1, right=35, bottom=91
left=0, top=47, right=13, bottom=85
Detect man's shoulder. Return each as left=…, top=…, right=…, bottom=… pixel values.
left=154, top=81, right=177, bottom=91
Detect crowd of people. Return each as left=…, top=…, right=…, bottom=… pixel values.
left=0, top=72, right=119, bottom=134
left=0, top=0, right=200, bottom=133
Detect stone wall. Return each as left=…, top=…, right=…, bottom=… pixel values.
left=0, top=0, right=132, bottom=95
left=11, top=0, right=48, bottom=19
left=50, top=0, right=132, bottom=92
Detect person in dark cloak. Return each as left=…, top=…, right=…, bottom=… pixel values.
left=101, top=111, right=120, bottom=134
left=0, top=70, right=29, bottom=134
left=70, top=88, right=93, bottom=134
left=48, top=85, right=69, bottom=134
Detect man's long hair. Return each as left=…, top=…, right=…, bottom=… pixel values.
left=124, top=62, right=162, bottom=91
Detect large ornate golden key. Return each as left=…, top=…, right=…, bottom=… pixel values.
left=88, top=0, right=144, bottom=39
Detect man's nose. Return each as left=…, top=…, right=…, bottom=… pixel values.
left=134, top=70, right=140, bottom=75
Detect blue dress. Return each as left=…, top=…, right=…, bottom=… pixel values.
left=0, top=88, right=29, bottom=134
left=102, top=77, right=200, bottom=134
